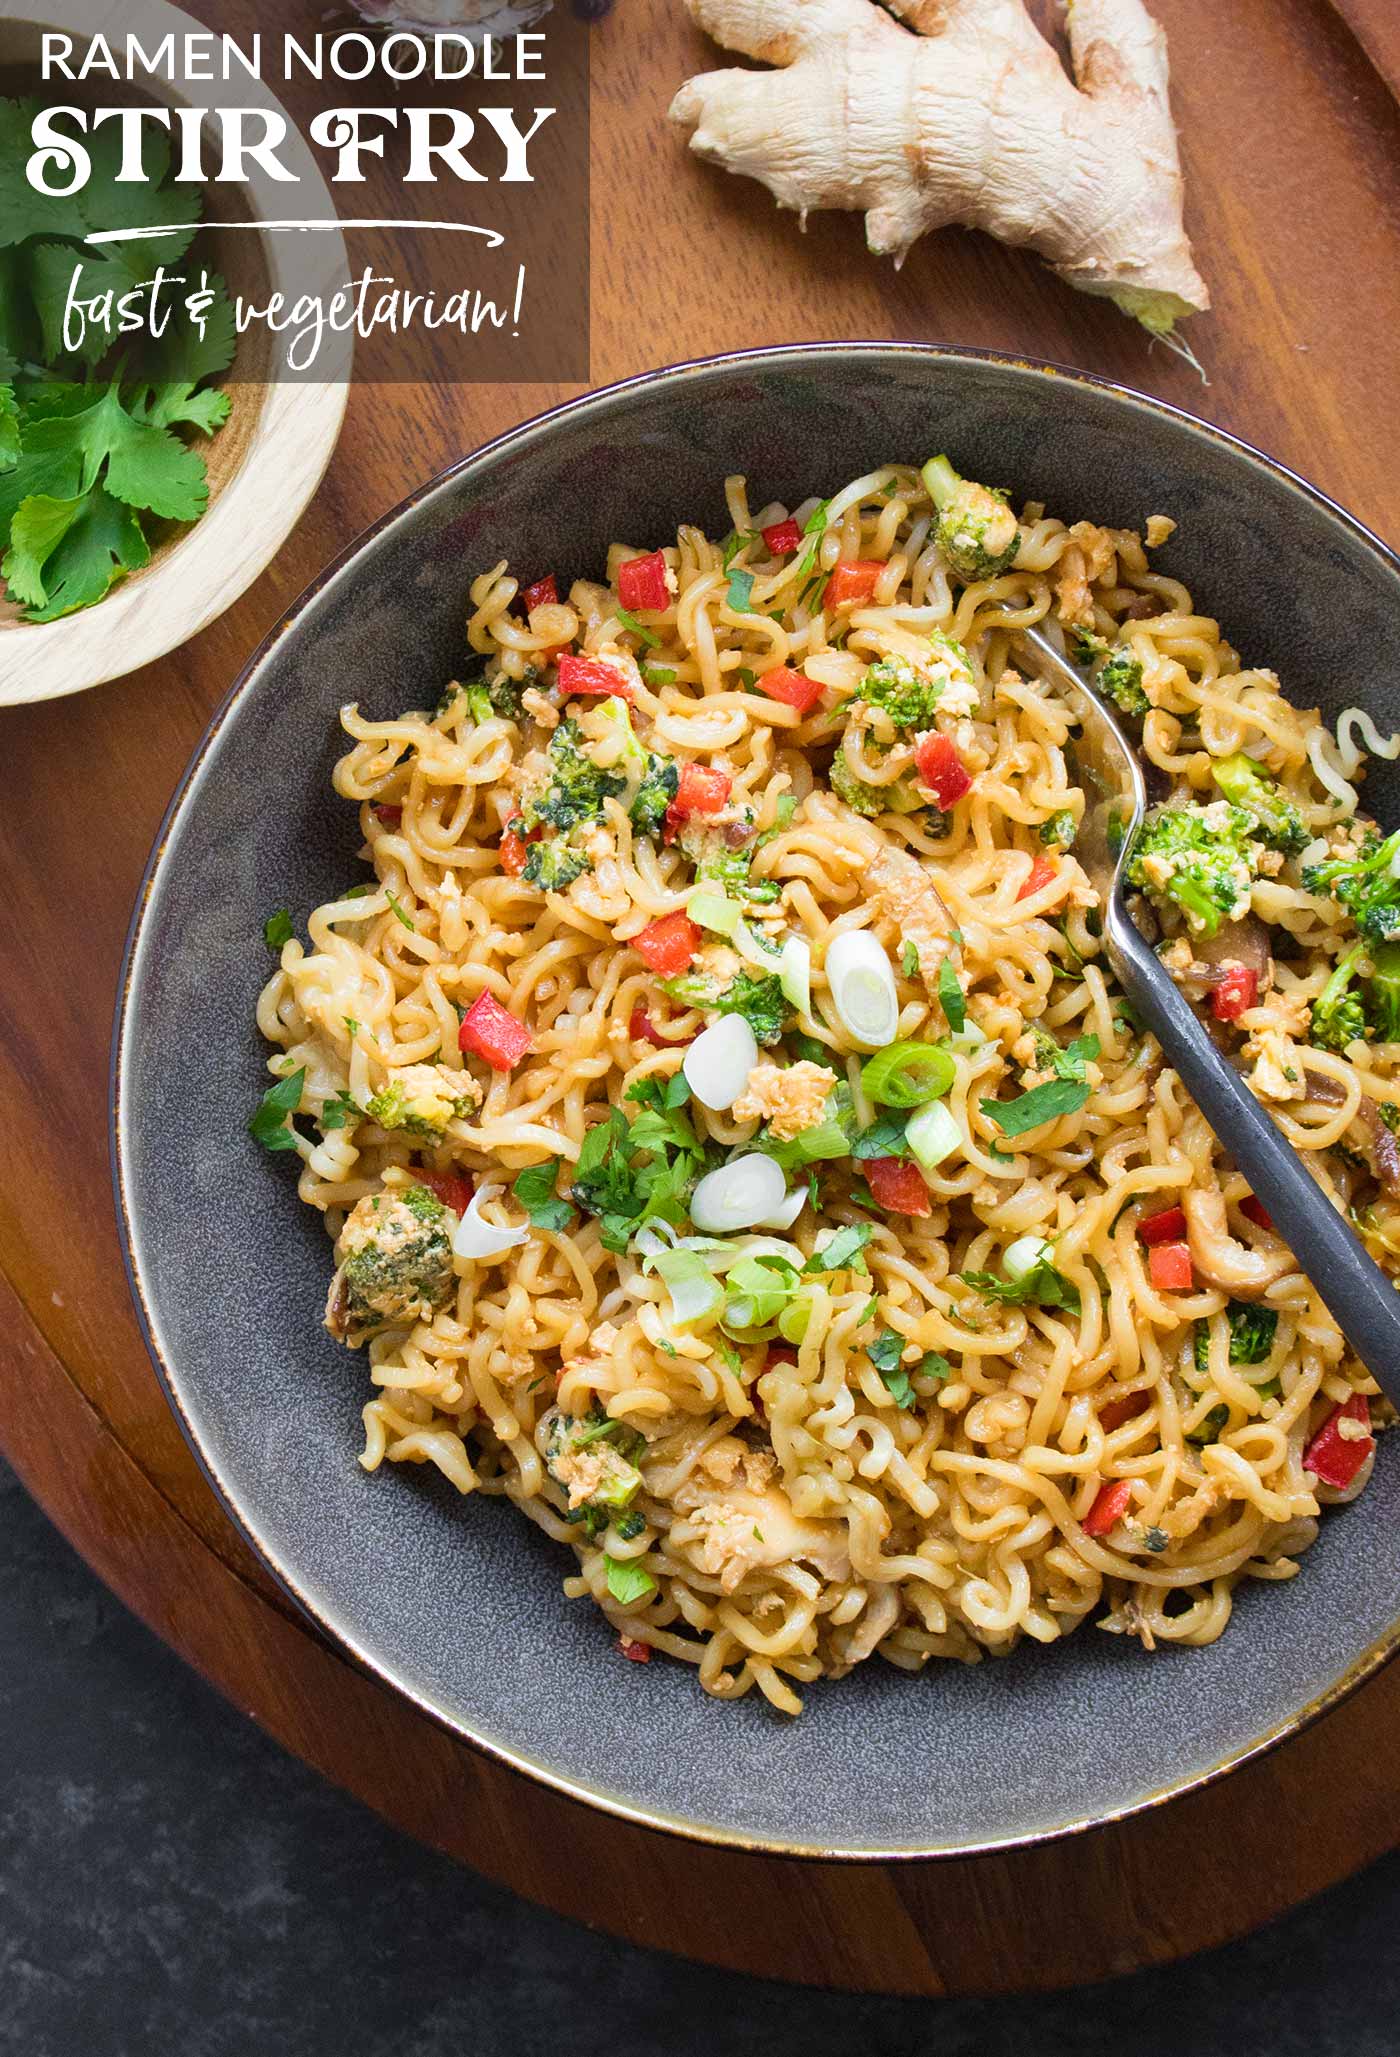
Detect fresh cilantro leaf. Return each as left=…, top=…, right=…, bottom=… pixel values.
left=804, top=1223, right=874, bottom=1274
left=616, top=605, right=659, bottom=649
left=319, top=1090, right=361, bottom=1132
left=918, top=1350, right=952, bottom=1381
left=721, top=528, right=756, bottom=569
left=961, top=1261, right=1081, bottom=1316
left=868, top=1330, right=913, bottom=1405
left=938, top=957, right=966, bottom=1034
left=512, top=1159, right=575, bottom=1231
left=901, top=940, right=920, bottom=978
left=0, top=384, right=17, bottom=470
left=852, top=1115, right=911, bottom=1160
left=981, top=1076, right=1089, bottom=1137
left=263, top=909, right=294, bottom=950
left=726, top=566, right=756, bottom=614
left=127, top=380, right=232, bottom=437
left=249, top=1066, right=306, bottom=1153
left=858, top=1296, right=878, bottom=1326
left=604, top=1555, right=656, bottom=1606
left=4, top=485, right=148, bottom=621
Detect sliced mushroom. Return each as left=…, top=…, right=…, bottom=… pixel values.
left=1356, top=1096, right=1400, bottom=1198
left=1182, top=1183, right=1293, bottom=1298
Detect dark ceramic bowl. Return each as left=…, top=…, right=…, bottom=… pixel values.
left=115, top=345, right=1400, bottom=1859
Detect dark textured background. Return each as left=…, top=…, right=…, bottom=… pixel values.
left=4, top=1454, right=1399, bottom=2056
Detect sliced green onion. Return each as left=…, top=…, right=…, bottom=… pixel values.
left=777, top=1290, right=815, bottom=1344
left=1004, top=1235, right=1053, bottom=1282
left=825, top=930, right=899, bottom=1049
left=777, top=935, right=811, bottom=1015
left=754, top=1184, right=809, bottom=1232
left=905, top=1099, right=962, bottom=1171
left=673, top=1233, right=803, bottom=1271
left=723, top=1252, right=801, bottom=1331
left=860, top=1040, right=955, bottom=1109
left=946, top=1019, right=988, bottom=1056
left=687, top=888, right=741, bottom=938
left=647, top=1247, right=723, bottom=1328
left=689, top=1154, right=787, bottom=1234
left=683, top=1013, right=758, bottom=1110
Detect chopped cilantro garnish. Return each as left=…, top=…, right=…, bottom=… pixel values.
left=604, top=1555, right=657, bottom=1606
left=937, top=956, right=965, bottom=1033
left=263, top=909, right=293, bottom=950
left=616, top=606, right=660, bottom=649
left=318, top=1090, right=361, bottom=1132
left=804, top=1223, right=874, bottom=1274
left=248, top=1067, right=305, bottom=1153
left=512, top=1159, right=576, bottom=1232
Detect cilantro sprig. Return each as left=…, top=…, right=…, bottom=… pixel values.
left=980, top=1032, right=1100, bottom=1138
left=0, top=104, right=234, bottom=622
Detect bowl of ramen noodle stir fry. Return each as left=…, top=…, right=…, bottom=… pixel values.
left=119, top=348, right=1400, bottom=1856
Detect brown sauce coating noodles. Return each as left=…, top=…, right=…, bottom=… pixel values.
left=255, top=463, right=1390, bottom=1714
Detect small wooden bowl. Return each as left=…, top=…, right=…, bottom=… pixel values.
left=0, top=0, right=350, bottom=707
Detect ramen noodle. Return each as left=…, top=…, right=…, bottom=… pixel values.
left=254, top=459, right=1396, bottom=1713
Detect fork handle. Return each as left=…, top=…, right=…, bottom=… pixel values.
left=1107, top=899, right=1400, bottom=1405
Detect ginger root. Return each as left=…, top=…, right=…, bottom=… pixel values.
left=670, top=0, right=1208, bottom=337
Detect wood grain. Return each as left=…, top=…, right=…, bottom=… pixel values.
left=4, top=0, right=1400, bottom=1994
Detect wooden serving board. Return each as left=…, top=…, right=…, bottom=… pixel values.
left=4, top=0, right=1400, bottom=1995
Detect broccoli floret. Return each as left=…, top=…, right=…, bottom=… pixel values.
left=519, top=718, right=626, bottom=835
left=662, top=968, right=790, bottom=1046
left=1367, top=942, right=1400, bottom=1041
left=524, top=841, right=591, bottom=892
left=1125, top=803, right=1260, bottom=938
left=444, top=658, right=524, bottom=723
left=328, top=1186, right=456, bottom=1346
left=1039, top=809, right=1078, bottom=849
left=1302, top=827, right=1400, bottom=945
left=544, top=1406, right=645, bottom=1528
left=829, top=749, right=922, bottom=817
left=366, top=1064, right=478, bottom=1139
left=1211, top=753, right=1308, bottom=856
left=578, top=695, right=677, bottom=837
left=856, top=635, right=976, bottom=730
left=631, top=755, right=680, bottom=836
left=677, top=810, right=781, bottom=902
left=922, top=454, right=1020, bottom=580
left=1098, top=647, right=1151, bottom=719
left=1193, top=1301, right=1279, bottom=1375
left=1310, top=943, right=1370, bottom=1053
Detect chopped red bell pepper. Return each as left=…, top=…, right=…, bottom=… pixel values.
left=1303, top=1393, right=1375, bottom=1490
left=521, top=574, right=558, bottom=613
left=1099, top=1390, right=1151, bottom=1432
left=1240, top=1195, right=1274, bottom=1232
left=617, top=1636, right=652, bottom=1663
left=671, top=763, right=732, bottom=818
left=761, top=517, right=801, bottom=557
left=756, top=664, right=825, bottom=717
left=499, top=817, right=543, bottom=877
left=413, top=1169, right=474, bottom=1215
left=458, top=991, right=534, bottom=1070
left=866, top=1156, right=933, bottom=1217
left=1083, top=1478, right=1132, bottom=1536
left=914, top=731, right=973, bottom=809
left=372, top=802, right=401, bottom=826
left=632, top=911, right=702, bottom=977
left=617, top=550, right=670, bottom=613
left=628, top=1004, right=669, bottom=1048
left=556, top=652, right=634, bottom=702
left=826, top=559, right=884, bottom=607
left=1137, top=1205, right=1187, bottom=1246
left=1017, top=854, right=1057, bottom=901
left=1211, top=967, right=1259, bottom=1022
left=1148, top=1241, right=1194, bottom=1292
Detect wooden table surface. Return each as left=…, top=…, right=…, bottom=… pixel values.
left=5, top=0, right=1400, bottom=1997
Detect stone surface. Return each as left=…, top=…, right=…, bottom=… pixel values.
left=3, top=1450, right=1397, bottom=2055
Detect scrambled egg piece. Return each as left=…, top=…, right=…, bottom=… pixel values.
left=733, top=1059, right=836, bottom=1141
left=326, top=1186, right=456, bottom=1346
left=1243, top=1026, right=1306, bottom=1103
left=1054, top=520, right=1119, bottom=626
left=868, top=845, right=956, bottom=996
left=673, top=1476, right=851, bottom=1596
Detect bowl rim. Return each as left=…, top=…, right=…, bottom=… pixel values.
left=112, top=339, right=1400, bottom=1863
left=0, top=0, right=351, bottom=708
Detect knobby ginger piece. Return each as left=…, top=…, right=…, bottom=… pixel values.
left=670, top=0, right=1208, bottom=338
